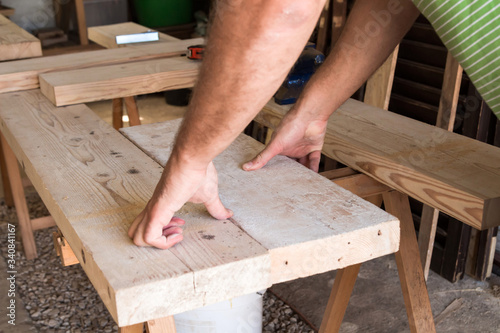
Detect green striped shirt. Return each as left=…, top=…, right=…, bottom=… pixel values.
left=412, top=0, right=500, bottom=120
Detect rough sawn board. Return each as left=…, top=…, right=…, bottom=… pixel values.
left=121, top=120, right=400, bottom=284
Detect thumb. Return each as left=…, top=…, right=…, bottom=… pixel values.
left=242, top=142, right=281, bottom=171
left=204, top=194, right=234, bottom=220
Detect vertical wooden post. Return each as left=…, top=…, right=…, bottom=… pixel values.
left=364, top=46, right=399, bottom=110
left=112, top=98, right=124, bottom=130
left=331, top=0, right=347, bottom=47
left=383, top=190, right=436, bottom=333
left=124, top=96, right=141, bottom=127
left=1, top=133, right=37, bottom=259
left=419, top=52, right=463, bottom=280
left=0, top=140, right=14, bottom=206
left=74, top=0, right=89, bottom=45
left=316, top=0, right=331, bottom=54
left=319, top=264, right=361, bottom=333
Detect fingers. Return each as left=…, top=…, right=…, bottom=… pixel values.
left=128, top=211, right=186, bottom=249
left=204, top=194, right=234, bottom=220
left=243, top=142, right=281, bottom=171
left=306, top=150, right=322, bottom=173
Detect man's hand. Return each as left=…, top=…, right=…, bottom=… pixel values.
left=243, top=108, right=327, bottom=172
left=128, top=161, right=233, bottom=249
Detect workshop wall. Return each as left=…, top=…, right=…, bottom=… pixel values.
left=2, top=0, right=56, bottom=32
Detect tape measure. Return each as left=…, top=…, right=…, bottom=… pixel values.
left=187, top=45, right=205, bottom=60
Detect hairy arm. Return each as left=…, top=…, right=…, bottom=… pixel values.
left=129, top=0, right=326, bottom=248
left=244, top=0, right=421, bottom=172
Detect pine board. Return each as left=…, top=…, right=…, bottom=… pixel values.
left=0, top=90, right=270, bottom=326
left=254, top=99, right=500, bottom=230
left=0, top=14, right=42, bottom=61
left=0, top=38, right=202, bottom=94
left=121, top=120, right=400, bottom=284
left=0, top=5, right=14, bottom=17
left=39, top=57, right=199, bottom=106
left=88, top=22, right=179, bottom=49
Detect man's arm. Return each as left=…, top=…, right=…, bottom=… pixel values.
left=128, top=0, right=326, bottom=248
left=243, top=0, right=420, bottom=172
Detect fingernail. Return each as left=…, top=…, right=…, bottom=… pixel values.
left=227, top=209, right=234, bottom=217
left=167, top=233, right=182, bottom=241
left=242, top=162, right=252, bottom=170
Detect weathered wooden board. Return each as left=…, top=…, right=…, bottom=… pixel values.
left=121, top=120, right=400, bottom=284
left=0, top=90, right=270, bottom=326
left=0, top=5, right=14, bottom=17
left=0, top=38, right=202, bottom=94
left=88, top=22, right=178, bottom=49
left=254, top=99, right=500, bottom=230
left=39, top=57, right=199, bottom=106
left=0, top=14, right=42, bottom=61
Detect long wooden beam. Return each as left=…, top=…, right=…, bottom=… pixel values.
left=0, top=37, right=203, bottom=94
left=0, top=14, right=42, bottom=61
left=255, top=99, right=500, bottom=230
left=39, top=57, right=199, bottom=106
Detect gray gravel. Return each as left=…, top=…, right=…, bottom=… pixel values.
left=0, top=193, right=314, bottom=332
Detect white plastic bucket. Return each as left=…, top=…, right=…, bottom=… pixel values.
left=174, top=290, right=265, bottom=333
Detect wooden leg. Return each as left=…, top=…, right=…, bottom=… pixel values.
left=124, top=96, right=141, bottom=127
left=0, top=139, right=14, bottom=207
left=0, top=133, right=37, bottom=259
left=112, top=98, right=124, bottom=130
left=382, top=190, right=436, bottom=333
left=74, top=0, right=88, bottom=45
left=418, top=205, right=439, bottom=280
left=146, top=316, right=177, bottom=333
left=319, top=264, right=361, bottom=333
left=119, top=323, right=144, bottom=333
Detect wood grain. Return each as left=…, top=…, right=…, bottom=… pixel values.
left=0, top=90, right=270, bottom=326
left=88, top=22, right=179, bottom=49
left=121, top=120, right=400, bottom=284
left=0, top=38, right=203, bottom=94
left=364, top=45, right=399, bottom=110
left=0, top=5, right=14, bottom=17
left=255, top=99, right=500, bottom=230
left=39, top=57, right=199, bottom=106
left=0, top=14, right=42, bottom=61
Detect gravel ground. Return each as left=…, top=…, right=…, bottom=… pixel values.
left=0, top=193, right=314, bottom=332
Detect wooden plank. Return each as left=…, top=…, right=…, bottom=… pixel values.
left=331, top=0, right=347, bottom=47
left=0, top=37, right=203, bottom=94
left=39, top=57, right=199, bottom=106
left=318, top=264, right=361, bottom=333
left=0, top=90, right=270, bottom=326
left=255, top=99, right=500, bottom=230
left=121, top=120, right=400, bottom=285
left=0, top=14, right=42, bottom=61
left=364, top=46, right=399, bottom=110
left=316, top=0, right=331, bottom=54
left=31, top=216, right=56, bottom=231
left=0, top=5, right=14, bottom=17
left=119, top=323, right=144, bottom=333
left=332, top=174, right=391, bottom=198
left=89, top=22, right=179, bottom=49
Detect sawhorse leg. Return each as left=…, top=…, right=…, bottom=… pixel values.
left=319, top=264, right=361, bottom=332
left=112, top=97, right=141, bottom=130
left=1, top=133, right=37, bottom=259
left=119, top=316, right=176, bottom=333
left=383, top=190, right=436, bottom=333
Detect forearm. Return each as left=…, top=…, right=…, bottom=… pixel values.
left=171, top=0, right=326, bottom=169
left=293, top=0, right=420, bottom=122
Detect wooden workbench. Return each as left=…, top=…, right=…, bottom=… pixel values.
left=0, top=90, right=400, bottom=329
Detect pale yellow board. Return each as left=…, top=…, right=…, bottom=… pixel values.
left=0, top=14, right=42, bottom=61
left=0, top=90, right=269, bottom=326
left=0, top=37, right=203, bottom=94
left=88, top=22, right=179, bottom=49
left=39, top=57, right=199, bottom=106
left=255, top=99, right=500, bottom=230
left=121, top=120, right=400, bottom=284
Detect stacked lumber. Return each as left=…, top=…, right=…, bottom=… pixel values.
left=0, top=14, right=42, bottom=61
left=0, top=38, right=202, bottom=94
left=88, top=22, right=179, bottom=49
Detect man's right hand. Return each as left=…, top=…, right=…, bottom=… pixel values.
left=243, top=107, right=327, bottom=172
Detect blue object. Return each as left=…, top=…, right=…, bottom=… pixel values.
left=274, top=45, right=325, bottom=105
